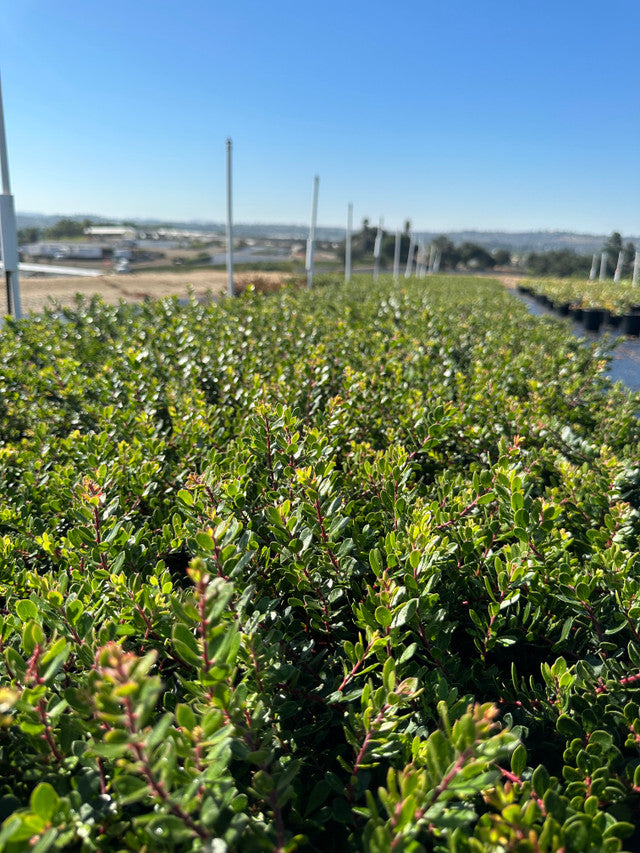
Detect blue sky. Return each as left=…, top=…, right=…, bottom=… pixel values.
left=1, top=0, right=639, bottom=234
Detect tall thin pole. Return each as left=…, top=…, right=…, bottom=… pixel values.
left=599, top=252, right=607, bottom=282
left=0, top=72, right=21, bottom=318
left=393, top=230, right=400, bottom=281
left=589, top=253, right=598, bottom=281
left=225, top=138, right=234, bottom=297
left=614, top=249, right=624, bottom=283
left=306, top=175, right=319, bottom=288
left=373, top=218, right=383, bottom=281
left=404, top=234, right=415, bottom=278
left=633, top=251, right=639, bottom=287
left=345, top=202, right=353, bottom=283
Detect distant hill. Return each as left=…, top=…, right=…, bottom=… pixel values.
left=16, top=213, right=636, bottom=254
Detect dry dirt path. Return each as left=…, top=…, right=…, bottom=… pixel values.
left=6, top=269, right=295, bottom=315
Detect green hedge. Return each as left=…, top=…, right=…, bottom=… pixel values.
left=0, top=276, right=639, bottom=851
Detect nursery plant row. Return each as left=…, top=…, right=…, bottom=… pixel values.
left=0, top=275, right=640, bottom=851
left=518, top=279, right=640, bottom=335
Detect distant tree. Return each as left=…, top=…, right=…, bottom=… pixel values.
left=458, top=242, right=496, bottom=270
left=525, top=249, right=591, bottom=277
left=44, top=218, right=86, bottom=240
left=17, top=227, right=40, bottom=245
left=492, top=249, right=511, bottom=266
left=603, top=231, right=623, bottom=276
left=432, top=235, right=459, bottom=270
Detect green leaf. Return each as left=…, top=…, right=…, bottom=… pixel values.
left=30, top=783, right=59, bottom=824
left=510, top=743, right=527, bottom=778
left=172, top=623, right=201, bottom=666
left=177, top=489, right=193, bottom=507
left=15, top=600, right=38, bottom=622
left=375, top=606, right=392, bottom=628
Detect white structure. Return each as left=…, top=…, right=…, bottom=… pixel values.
left=85, top=226, right=137, bottom=240
left=0, top=72, right=21, bottom=318
left=373, top=218, right=383, bottom=281
left=589, top=254, right=598, bottom=281
left=225, top=138, right=234, bottom=297
left=345, top=203, right=353, bottom=283
left=633, top=251, right=639, bottom=287
left=404, top=234, right=415, bottom=278
left=599, top=252, right=607, bottom=282
left=393, top=231, right=401, bottom=281
left=614, top=250, right=624, bottom=283
left=306, top=175, right=319, bottom=288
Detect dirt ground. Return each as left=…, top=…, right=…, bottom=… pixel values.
left=5, top=269, right=523, bottom=316
left=7, top=269, right=298, bottom=315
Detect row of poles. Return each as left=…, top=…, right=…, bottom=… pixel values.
left=1, top=121, right=637, bottom=314
left=224, top=139, right=443, bottom=296
left=589, top=250, right=640, bottom=285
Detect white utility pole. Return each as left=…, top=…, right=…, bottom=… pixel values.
left=345, top=202, right=353, bottom=283
left=589, top=253, right=598, bottom=281
left=633, top=251, right=639, bottom=287
left=427, top=244, right=434, bottom=275
left=418, top=243, right=427, bottom=278
left=404, top=234, right=415, bottom=278
left=306, top=175, right=319, bottom=288
left=599, top=252, right=607, bottom=282
left=373, top=218, right=383, bottom=281
left=393, top=230, right=401, bottom=281
left=433, top=249, right=442, bottom=274
left=614, top=250, right=624, bottom=283
left=0, top=72, right=21, bottom=318
left=225, top=138, right=234, bottom=297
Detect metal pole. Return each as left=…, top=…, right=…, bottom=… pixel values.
left=633, top=251, right=639, bottom=287
left=225, top=138, right=234, bottom=297
left=345, top=202, right=352, bottom=283
left=393, top=230, right=400, bottom=281
left=404, top=234, right=415, bottom=278
left=0, top=72, right=21, bottom=318
left=589, top=253, right=597, bottom=281
left=373, top=218, right=383, bottom=281
left=614, top=249, right=624, bottom=283
left=599, top=252, right=607, bottom=282
left=306, top=175, right=319, bottom=288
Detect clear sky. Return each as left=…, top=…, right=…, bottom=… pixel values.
left=1, top=0, right=638, bottom=234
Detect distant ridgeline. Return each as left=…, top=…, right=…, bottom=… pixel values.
left=16, top=213, right=638, bottom=254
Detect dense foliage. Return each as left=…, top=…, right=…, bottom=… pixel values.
left=523, top=279, right=640, bottom=316
left=1, top=276, right=640, bottom=851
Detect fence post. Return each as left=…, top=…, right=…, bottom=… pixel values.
left=0, top=71, right=21, bottom=318
left=225, top=138, right=234, bottom=297
left=306, top=175, right=319, bottom=288
left=345, top=202, right=352, bottom=283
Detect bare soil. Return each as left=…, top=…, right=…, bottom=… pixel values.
left=10, top=270, right=299, bottom=315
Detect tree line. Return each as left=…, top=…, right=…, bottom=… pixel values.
left=343, top=220, right=511, bottom=271
left=344, top=222, right=636, bottom=279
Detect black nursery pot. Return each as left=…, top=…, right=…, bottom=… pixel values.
left=582, top=308, right=607, bottom=332
left=622, top=313, right=640, bottom=337
left=556, top=302, right=571, bottom=316
left=608, top=314, right=623, bottom=329
left=571, top=307, right=584, bottom=322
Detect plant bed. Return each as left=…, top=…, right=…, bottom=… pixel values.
left=582, top=307, right=608, bottom=331
left=0, top=276, right=638, bottom=851
left=622, top=312, right=640, bottom=336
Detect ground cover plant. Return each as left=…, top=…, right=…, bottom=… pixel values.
left=523, top=279, right=640, bottom=317
left=0, top=275, right=640, bottom=850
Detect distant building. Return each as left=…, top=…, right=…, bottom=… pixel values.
left=85, top=226, right=137, bottom=241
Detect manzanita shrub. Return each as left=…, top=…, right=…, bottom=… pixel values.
left=0, top=276, right=639, bottom=851
left=523, top=278, right=640, bottom=315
